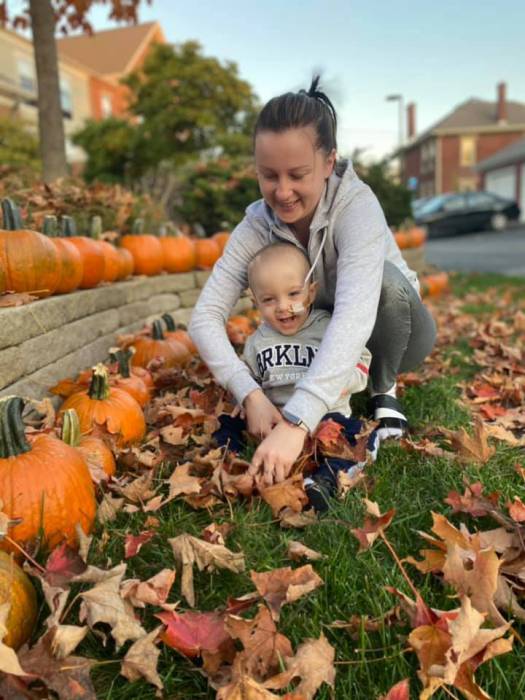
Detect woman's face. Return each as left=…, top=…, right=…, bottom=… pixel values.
left=254, top=126, right=335, bottom=235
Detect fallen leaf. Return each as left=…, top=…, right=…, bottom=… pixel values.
left=121, top=627, right=163, bottom=690
left=264, top=634, right=336, bottom=699
left=444, top=481, right=499, bottom=517
left=97, top=493, right=125, bottom=525
left=380, top=678, right=410, bottom=700
left=45, top=543, right=87, bottom=587
left=49, top=624, right=89, bottom=660
left=250, top=565, right=323, bottom=621
left=0, top=603, right=28, bottom=676
left=260, top=474, right=308, bottom=516
left=507, top=496, right=525, bottom=522
left=279, top=508, right=317, bottom=529
left=169, top=534, right=245, bottom=607
left=286, top=540, right=325, bottom=562
left=440, top=417, right=496, bottom=464
left=0, top=290, right=38, bottom=307
left=157, top=610, right=230, bottom=657
left=165, top=462, right=203, bottom=500
left=351, top=499, right=395, bottom=552
left=124, top=530, right=155, bottom=559
left=202, top=522, right=233, bottom=545
left=121, top=569, right=176, bottom=608
left=218, top=672, right=282, bottom=699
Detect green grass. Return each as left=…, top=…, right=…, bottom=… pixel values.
left=40, top=273, right=525, bottom=699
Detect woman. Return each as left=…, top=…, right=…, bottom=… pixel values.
left=189, top=76, right=436, bottom=485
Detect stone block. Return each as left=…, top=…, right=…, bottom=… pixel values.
left=168, top=308, right=194, bottom=326
left=195, top=270, right=211, bottom=288
left=118, top=294, right=181, bottom=327
left=179, top=288, right=202, bottom=308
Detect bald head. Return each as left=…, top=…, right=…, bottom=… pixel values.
left=248, top=243, right=310, bottom=296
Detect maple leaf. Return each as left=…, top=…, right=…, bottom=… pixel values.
left=250, top=565, right=323, bottom=621
left=202, top=522, right=233, bottom=545
left=97, top=493, right=125, bottom=524
left=157, top=610, right=231, bottom=658
left=279, top=507, right=317, bottom=529
left=351, top=499, right=396, bottom=552
left=264, top=634, right=336, bottom=700
left=444, top=481, right=500, bottom=517
left=49, top=624, right=89, bottom=660
left=124, top=530, right=155, bottom=559
left=507, top=496, right=525, bottom=522
left=217, top=672, right=282, bottom=699
left=121, top=569, right=176, bottom=608
left=169, top=534, right=245, bottom=607
left=440, top=417, right=495, bottom=464
left=114, top=471, right=157, bottom=503
left=260, top=474, right=308, bottom=517
left=45, top=543, right=87, bottom=587
left=286, top=540, right=325, bottom=562
left=121, top=627, right=163, bottom=691
left=225, top=605, right=293, bottom=681
left=78, top=563, right=146, bottom=649
left=380, top=679, right=410, bottom=700
left=313, top=419, right=344, bottom=449
left=165, top=461, right=203, bottom=501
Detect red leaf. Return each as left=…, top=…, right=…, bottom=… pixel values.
left=444, top=482, right=500, bottom=518
left=156, top=610, right=230, bottom=658
left=124, top=530, right=155, bottom=559
left=382, top=678, right=410, bottom=700
left=508, top=496, right=525, bottom=522
left=479, top=404, right=507, bottom=421
left=45, top=543, right=87, bottom=586
left=314, top=419, right=344, bottom=449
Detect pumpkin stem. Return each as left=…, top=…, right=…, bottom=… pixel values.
left=88, top=364, right=111, bottom=400
left=43, top=215, right=58, bottom=237
left=0, top=396, right=31, bottom=458
left=161, top=313, right=176, bottom=332
left=152, top=320, right=165, bottom=341
left=132, top=218, right=144, bottom=235
left=109, top=347, right=133, bottom=378
left=1, top=198, right=24, bottom=230
left=61, top=409, right=81, bottom=447
left=90, top=216, right=102, bottom=240
left=61, top=215, right=77, bottom=237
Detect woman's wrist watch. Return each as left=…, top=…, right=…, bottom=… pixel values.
left=282, top=410, right=309, bottom=434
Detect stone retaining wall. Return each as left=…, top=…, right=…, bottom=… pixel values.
left=0, top=271, right=251, bottom=401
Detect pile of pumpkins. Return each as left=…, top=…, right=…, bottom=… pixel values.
left=393, top=223, right=427, bottom=250
left=0, top=198, right=230, bottom=298
left=0, top=311, right=256, bottom=650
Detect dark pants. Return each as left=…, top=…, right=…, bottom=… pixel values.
left=366, top=261, right=437, bottom=393
left=213, top=412, right=378, bottom=480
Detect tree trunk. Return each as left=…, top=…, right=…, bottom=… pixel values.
left=29, top=0, right=68, bottom=182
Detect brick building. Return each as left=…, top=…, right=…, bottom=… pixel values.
left=398, top=83, right=525, bottom=198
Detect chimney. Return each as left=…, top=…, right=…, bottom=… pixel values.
left=407, top=102, right=416, bottom=139
left=497, top=82, right=507, bottom=123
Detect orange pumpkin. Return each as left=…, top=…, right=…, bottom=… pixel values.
left=90, top=217, right=121, bottom=283
left=194, top=237, right=221, bottom=269
left=43, top=215, right=83, bottom=294
left=212, top=230, right=231, bottom=253
left=120, top=219, right=164, bottom=276
left=0, top=396, right=96, bottom=554
left=130, top=320, right=191, bottom=369
left=61, top=408, right=116, bottom=480
left=109, top=348, right=151, bottom=407
left=115, top=246, right=134, bottom=280
left=408, top=226, right=427, bottom=248
left=159, top=225, right=196, bottom=273
left=0, top=259, right=5, bottom=295
left=61, top=216, right=105, bottom=289
left=0, top=199, right=61, bottom=297
left=59, top=364, right=146, bottom=448
left=227, top=315, right=255, bottom=345
left=394, top=231, right=410, bottom=249
left=162, top=314, right=197, bottom=354
left=421, top=271, right=449, bottom=297
left=0, top=551, right=37, bottom=649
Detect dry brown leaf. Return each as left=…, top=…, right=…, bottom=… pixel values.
left=49, top=624, right=89, bottom=660
left=279, top=508, right=317, bottom=529
left=250, top=565, right=323, bottom=621
left=351, top=499, right=396, bottom=552
left=286, top=540, right=325, bottom=562
left=97, top=493, right=125, bottom=525
left=337, top=468, right=365, bottom=497
left=440, top=417, right=496, bottom=464
left=218, top=672, right=282, bottom=699
left=264, top=634, right=336, bottom=699
left=121, top=569, right=176, bottom=608
left=507, top=496, right=525, bottom=522
left=115, top=471, right=157, bottom=503
left=225, top=605, right=293, bottom=681
left=79, top=563, right=146, bottom=649
left=121, top=627, right=163, bottom=691
left=169, top=534, right=245, bottom=607
left=259, top=474, right=308, bottom=516
left=0, top=290, right=38, bottom=306
left=165, top=462, right=202, bottom=500
left=0, top=603, right=27, bottom=676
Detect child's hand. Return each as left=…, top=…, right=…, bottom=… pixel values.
left=243, top=389, right=282, bottom=439
left=249, top=421, right=307, bottom=486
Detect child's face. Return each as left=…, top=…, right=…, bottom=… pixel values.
left=255, top=126, right=335, bottom=234
left=251, top=256, right=317, bottom=336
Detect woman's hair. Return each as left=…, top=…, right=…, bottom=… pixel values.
left=254, top=75, right=337, bottom=154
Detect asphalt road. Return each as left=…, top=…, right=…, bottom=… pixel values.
left=425, top=225, right=525, bottom=277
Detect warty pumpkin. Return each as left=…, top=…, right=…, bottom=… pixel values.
left=59, top=364, right=146, bottom=447
left=0, top=551, right=37, bottom=649
left=130, top=320, right=191, bottom=369
left=0, top=396, right=96, bottom=554
left=61, top=408, right=116, bottom=480
left=61, top=216, right=105, bottom=289
left=43, top=215, right=83, bottom=294
left=0, top=199, right=61, bottom=297
left=120, top=219, right=164, bottom=276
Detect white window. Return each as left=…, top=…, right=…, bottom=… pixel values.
left=17, top=58, right=36, bottom=95
left=60, top=76, right=73, bottom=118
left=100, top=93, right=112, bottom=117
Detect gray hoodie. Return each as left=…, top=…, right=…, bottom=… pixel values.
left=189, top=160, right=418, bottom=432
left=243, top=309, right=371, bottom=415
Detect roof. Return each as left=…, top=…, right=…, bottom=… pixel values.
left=401, top=97, right=525, bottom=150
left=57, top=22, right=160, bottom=77
left=476, top=137, right=525, bottom=172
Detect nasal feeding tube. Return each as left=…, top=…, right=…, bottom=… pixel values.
left=287, top=228, right=328, bottom=314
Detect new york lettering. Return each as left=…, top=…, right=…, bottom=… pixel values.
left=256, top=343, right=318, bottom=375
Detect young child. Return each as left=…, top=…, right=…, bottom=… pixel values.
left=213, top=241, right=377, bottom=510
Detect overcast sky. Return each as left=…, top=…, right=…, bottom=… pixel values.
left=88, top=0, right=525, bottom=161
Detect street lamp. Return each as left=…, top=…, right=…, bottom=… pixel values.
left=385, top=93, right=404, bottom=148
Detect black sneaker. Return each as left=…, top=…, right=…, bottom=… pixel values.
left=369, top=394, right=408, bottom=441
left=304, top=472, right=338, bottom=513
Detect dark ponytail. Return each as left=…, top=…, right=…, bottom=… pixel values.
left=254, top=75, right=337, bottom=154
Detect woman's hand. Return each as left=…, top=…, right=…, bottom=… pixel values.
left=243, top=389, right=282, bottom=439
left=249, top=421, right=308, bottom=486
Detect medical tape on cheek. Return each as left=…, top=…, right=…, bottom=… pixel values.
left=288, top=228, right=328, bottom=314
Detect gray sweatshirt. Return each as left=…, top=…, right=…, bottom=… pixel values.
left=243, top=309, right=371, bottom=416
left=189, top=160, right=418, bottom=432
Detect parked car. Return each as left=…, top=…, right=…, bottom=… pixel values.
left=410, top=196, right=434, bottom=218
left=414, top=191, right=521, bottom=238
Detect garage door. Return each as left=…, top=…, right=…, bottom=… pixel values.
left=485, top=166, right=517, bottom=201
